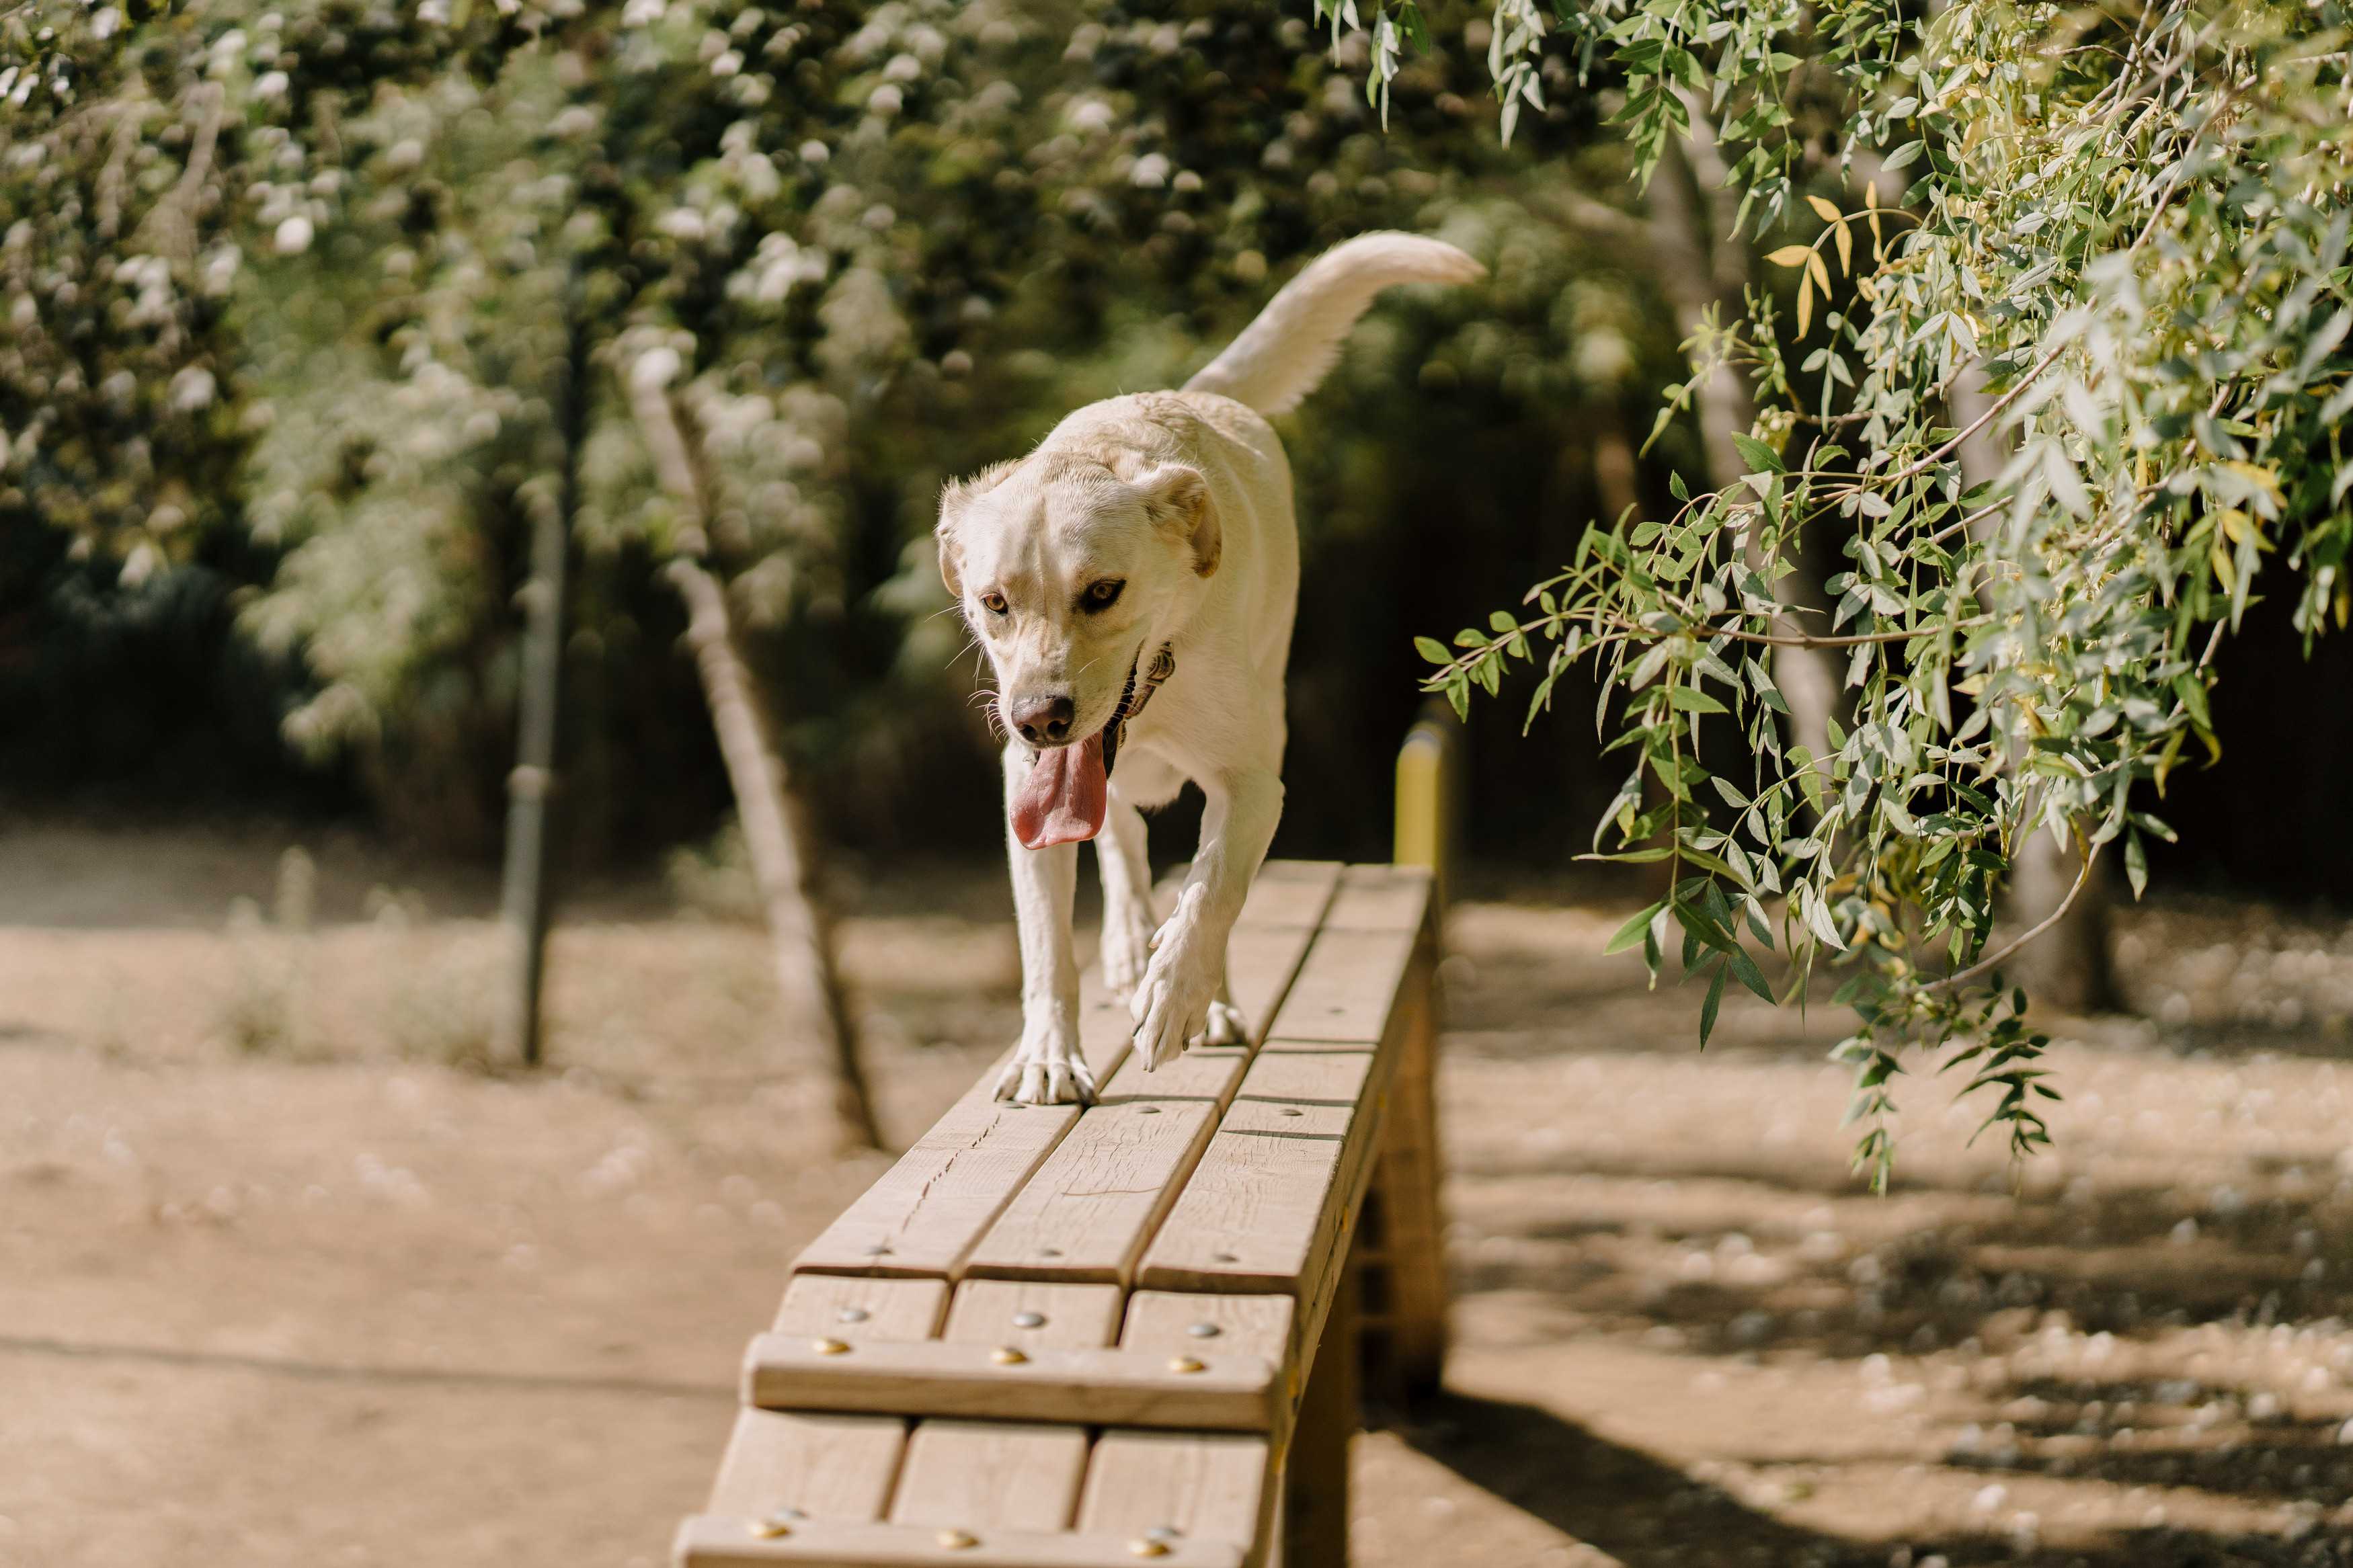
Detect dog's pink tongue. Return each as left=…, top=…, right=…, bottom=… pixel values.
left=1012, top=733, right=1109, bottom=849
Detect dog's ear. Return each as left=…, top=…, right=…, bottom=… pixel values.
left=1131, top=463, right=1220, bottom=579
left=937, top=460, right=1016, bottom=596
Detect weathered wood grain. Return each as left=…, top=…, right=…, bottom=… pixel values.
left=1258, top=928, right=1419, bottom=1049
left=963, top=1100, right=1215, bottom=1285
left=1077, top=1432, right=1271, bottom=1550
left=743, top=1334, right=1281, bottom=1432
left=941, top=1280, right=1125, bottom=1352
left=1234, top=861, right=1343, bottom=929
left=1099, top=1043, right=1252, bottom=1106
left=772, top=1275, right=949, bottom=1340
left=793, top=1100, right=1078, bottom=1279
left=673, top=1516, right=1248, bottom=1567
left=1228, top=1052, right=1373, bottom=1110
left=706, top=1409, right=906, bottom=1523
left=888, top=1421, right=1088, bottom=1534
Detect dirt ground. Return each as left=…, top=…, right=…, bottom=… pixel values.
left=3, top=822, right=2352, bottom=1568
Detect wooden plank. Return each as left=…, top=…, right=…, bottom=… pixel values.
left=743, top=1334, right=1281, bottom=1432
left=1078, top=1432, right=1271, bottom=1549
left=1100, top=1043, right=1251, bottom=1105
left=794, top=1100, right=1079, bottom=1279
left=1230, top=1052, right=1373, bottom=1110
left=773, top=1276, right=949, bottom=1340
left=675, top=1516, right=1247, bottom=1567
left=1136, top=1044, right=1394, bottom=1306
left=963, top=1101, right=1216, bottom=1285
left=942, top=1280, right=1125, bottom=1351
left=919, top=1286, right=1120, bottom=1553
left=1222, top=922, right=1320, bottom=1047
left=889, top=1421, right=1088, bottom=1534
left=1259, top=928, right=1418, bottom=1048
left=1317, top=864, right=1432, bottom=933
left=1120, top=1292, right=1297, bottom=1380
left=1234, top=861, right=1343, bottom=929
left=707, top=1409, right=906, bottom=1523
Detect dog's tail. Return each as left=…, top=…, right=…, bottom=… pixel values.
left=1181, top=232, right=1484, bottom=416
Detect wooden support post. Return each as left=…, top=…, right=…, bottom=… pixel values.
left=1281, top=1247, right=1358, bottom=1566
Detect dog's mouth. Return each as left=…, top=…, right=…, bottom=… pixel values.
left=1008, top=657, right=1144, bottom=851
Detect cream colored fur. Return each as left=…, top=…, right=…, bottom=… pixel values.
left=938, top=233, right=1483, bottom=1104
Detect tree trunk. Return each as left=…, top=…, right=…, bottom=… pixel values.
left=1648, top=101, right=1843, bottom=771
left=1951, top=366, right=2117, bottom=1013
left=628, top=360, right=884, bottom=1149
left=496, top=280, right=585, bottom=1068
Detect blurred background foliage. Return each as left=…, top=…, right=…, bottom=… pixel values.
left=3, top=0, right=2345, bottom=899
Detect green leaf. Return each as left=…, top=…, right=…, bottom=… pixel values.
left=1604, top=901, right=1666, bottom=956
left=1413, top=636, right=1451, bottom=664
left=1698, top=961, right=1726, bottom=1048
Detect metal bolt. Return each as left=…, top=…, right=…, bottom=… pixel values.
left=991, top=1346, right=1029, bottom=1366
left=1212, top=1251, right=1238, bottom=1264
left=1168, top=1356, right=1207, bottom=1374
left=748, top=1505, right=805, bottom=1538
left=836, top=1306, right=870, bottom=1323
left=1187, top=1322, right=1222, bottom=1339
left=863, top=1243, right=892, bottom=1257
left=1138, top=1105, right=1162, bottom=1114
left=938, top=1528, right=980, bottom=1550
left=1277, top=1107, right=1303, bottom=1118
left=1129, top=1541, right=1171, bottom=1559
left=1040, top=1245, right=1063, bottom=1257
left=812, top=1337, right=851, bottom=1356
left=1012, top=1310, right=1047, bottom=1329
left=1146, top=1525, right=1183, bottom=1542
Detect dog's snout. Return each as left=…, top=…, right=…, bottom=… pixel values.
left=1009, top=694, right=1076, bottom=746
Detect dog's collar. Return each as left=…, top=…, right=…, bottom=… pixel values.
left=1103, top=643, right=1175, bottom=779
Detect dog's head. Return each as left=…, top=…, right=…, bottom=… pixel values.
left=937, top=452, right=1219, bottom=753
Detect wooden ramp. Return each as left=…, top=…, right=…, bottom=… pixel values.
left=673, top=859, right=1447, bottom=1568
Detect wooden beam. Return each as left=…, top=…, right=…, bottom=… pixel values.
left=674, top=1516, right=1247, bottom=1567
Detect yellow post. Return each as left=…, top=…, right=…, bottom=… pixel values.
left=1392, top=702, right=1456, bottom=911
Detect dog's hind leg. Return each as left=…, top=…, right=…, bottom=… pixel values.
left=1095, top=788, right=1156, bottom=1002
left=994, top=741, right=1093, bottom=1106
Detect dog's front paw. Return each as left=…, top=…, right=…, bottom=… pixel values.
left=993, top=1032, right=1097, bottom=1106
left=1129, top=938, right=1222, bottom=1071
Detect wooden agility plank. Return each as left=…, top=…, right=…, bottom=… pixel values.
left=793, top=1100, right=1079, bottom=1279
left=1222, top=921, right=1322, bottom=1046
left=707, top=1409, right=907, bottom=1524
left=941, top=1280, right=1126, bottom=1351
left=1229, top=1051, right=1373, bottom=1109
left=889, top=1420, right=1088, bottom=1534
left=1233, top=860, right=1343, bottom=929
left=1135, top=1045, right=1392, bottom=1304
left=963, top=1100, right=1217, bottom=1285
left=674, top=1515, right=1247, bottom=1567
left=1077, top=1432, right=1270, bottom=1551
left=1317, top=863, right=1433, bottom=932
left=742, top=1335, right=1281, bottom=1432
left=1098, top=1042, right=1251, bottom=1105
left=772, top=1275, right=949, bottom=1340
left=1257, top=927, right=1419, bottom=1048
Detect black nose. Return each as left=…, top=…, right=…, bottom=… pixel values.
left=1010, top=694, right=1075, bottom=745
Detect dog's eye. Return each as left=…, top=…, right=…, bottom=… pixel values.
left=1081, top=579, right=1125, bottom=612
left=980, top=591, right=1008, bottom=616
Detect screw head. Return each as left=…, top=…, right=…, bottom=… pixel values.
left=1012, top=1310, right=1047, bottom=1329
left=836, top=1306, right=870, bottom=1323
left=1138, top=1105, right=1162, bottom=1115
left=1187, top=1321, right=1222, bottom=1339
left=1129, top=1541, right=1171, bottom=1559
left=1212, top=1251, right=1238, bottom=1264
left=1039, top=1245, right=1063, bottom=1257
left=1146, top=1525, right=1183, bottom=1542
left=937, top=1528, right=979, bottom=1550
left=863, top=1243, right=892, bottom=1257
left=811, top=1337, right=851, bottom=1356
left=990, top=1345, right=1029, bottom=1366
left=747, top=1518, right=793, bottom=1539
left=1276, top=1106, right=1303, bottom=1118
left=1168, top=1355, right=1207, bottom=1374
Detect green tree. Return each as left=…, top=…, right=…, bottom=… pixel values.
left=1343, top=0, right=2351, bottom=1182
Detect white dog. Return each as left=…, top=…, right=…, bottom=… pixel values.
left=937, top=233, right=1483, bottom=1105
